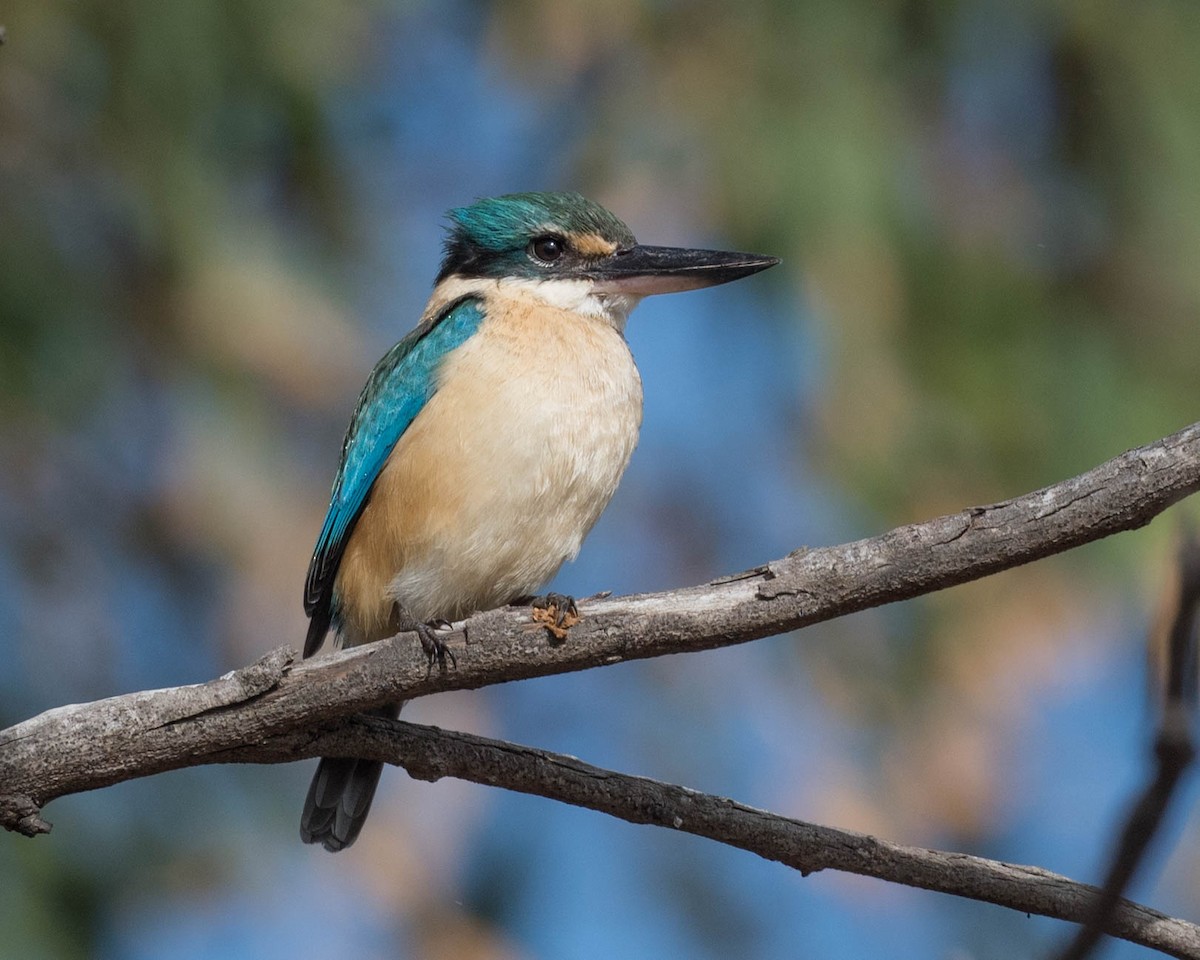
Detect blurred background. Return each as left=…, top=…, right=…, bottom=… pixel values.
left=1, top=1, right=1199, bottom=957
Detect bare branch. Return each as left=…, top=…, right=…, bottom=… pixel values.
left=232, top=716, right=1200, bottom=960
left=1056, top=531, right=1200, bottom=960
left=1, top=421, right=1199, bottom=828
left=0, top=422, right=1199, bottom=955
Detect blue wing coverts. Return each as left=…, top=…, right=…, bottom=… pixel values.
left=303, top=296, right=485, bottom=655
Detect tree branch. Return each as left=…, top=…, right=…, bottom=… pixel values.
left=1057, top=531, right=1200, bottom=960
left=2, top=421, right=1199, bottom=823
left=213, top=714, right=1200, bottom=960
left=1, top=422, right=1199, bottom=953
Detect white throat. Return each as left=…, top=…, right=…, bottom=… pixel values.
left=425, top=275, right=642, bottom=332
left=497, top=277, right=641, bottom=331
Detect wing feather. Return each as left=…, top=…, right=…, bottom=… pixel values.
left=302, top=295, right=485, bottom=655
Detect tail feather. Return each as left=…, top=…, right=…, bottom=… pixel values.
left=300, top=703, right=401, bottom=852
left=303, top=606, right=332, bottom=659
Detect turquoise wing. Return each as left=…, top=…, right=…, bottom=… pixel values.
left=303, top=295, right=485, bottom=655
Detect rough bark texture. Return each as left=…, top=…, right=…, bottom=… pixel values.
left=238, top=715, right=1200, bottom=960
left=2, top=421, right=1200, bottom=955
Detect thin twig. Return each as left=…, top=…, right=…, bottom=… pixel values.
left=1056, top=532, right=1200, bottom=960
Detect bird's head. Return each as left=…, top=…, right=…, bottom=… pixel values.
left=436, top=192, right=778, bottom=328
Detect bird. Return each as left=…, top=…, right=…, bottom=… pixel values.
left=299, top=191, right=778, bottom=851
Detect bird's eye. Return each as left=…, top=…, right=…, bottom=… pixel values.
left=530, top=236, right=565, bottom=263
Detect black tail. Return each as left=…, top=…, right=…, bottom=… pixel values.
left=303, top=605, right=332, bottom=659
left=299, top=703, right=401, bottom=852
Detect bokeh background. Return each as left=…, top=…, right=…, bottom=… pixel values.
left=2, top=2, right=1199, bottom=958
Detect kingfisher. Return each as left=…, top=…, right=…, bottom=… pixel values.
left=299, top=192, right=778, bottom=851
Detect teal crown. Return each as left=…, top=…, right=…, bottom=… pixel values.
left=437, top=192, right=636, bottom=282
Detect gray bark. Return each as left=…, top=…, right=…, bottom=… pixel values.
left=3, top=420, right=1200, bottom=956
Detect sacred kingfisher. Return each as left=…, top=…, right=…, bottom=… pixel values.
left=300, top=192, right=778, bottom=851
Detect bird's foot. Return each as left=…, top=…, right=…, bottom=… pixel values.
left=391, top=607, right=456, bottom=670
left=528, top=593, right=581, bottom=642
left=417, top=619, right=457, bottom=670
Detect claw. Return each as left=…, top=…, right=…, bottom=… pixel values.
left=415, top=621, right=456, bottom=670
left=530, top=593, right=581, bottom=641
left=390, top=605, right=457, bottom=670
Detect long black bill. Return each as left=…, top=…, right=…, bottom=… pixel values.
left=590, top=245, right=780, bottom=296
